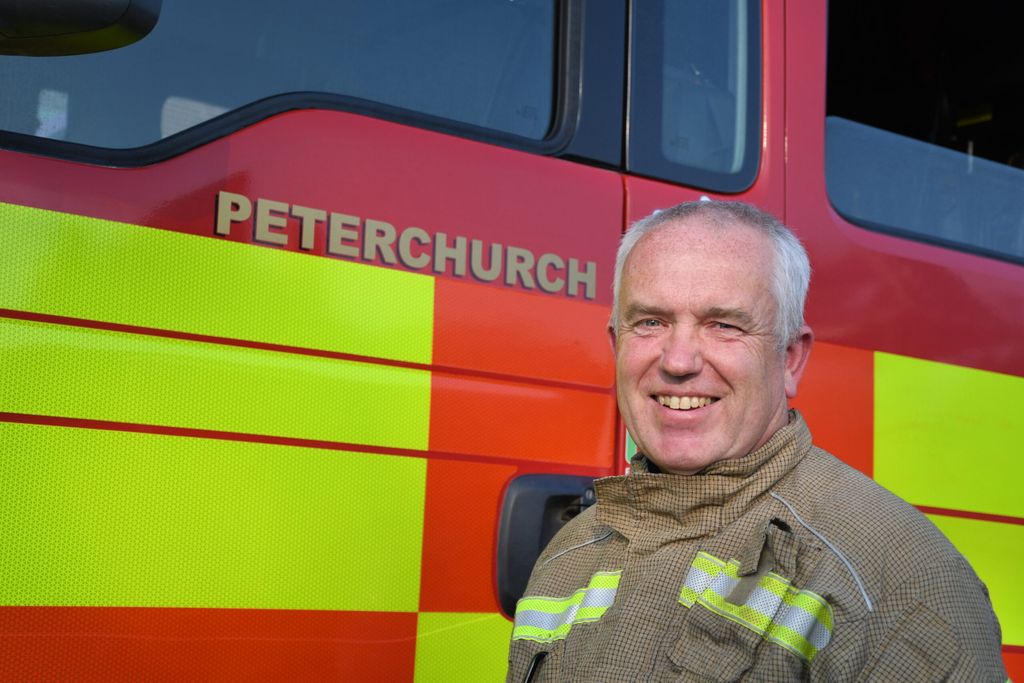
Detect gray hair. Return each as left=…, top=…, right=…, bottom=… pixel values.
left=611, top=200, right=811, bottom=349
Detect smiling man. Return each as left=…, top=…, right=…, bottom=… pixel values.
left=506, top=201, right=1006, bottom=682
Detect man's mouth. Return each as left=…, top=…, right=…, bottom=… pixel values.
left=655, top=395, right=719, bottom=410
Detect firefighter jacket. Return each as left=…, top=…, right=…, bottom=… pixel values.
left=506, top=412, right=1007, bottom=682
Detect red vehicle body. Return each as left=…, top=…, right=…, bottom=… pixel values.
left=0, top=1, right=1021, bottom=679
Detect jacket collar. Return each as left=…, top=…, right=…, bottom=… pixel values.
left=595, top=410, right=812, bottom=544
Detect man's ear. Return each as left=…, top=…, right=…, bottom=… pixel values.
left=784, top=325, right=814, bottom=399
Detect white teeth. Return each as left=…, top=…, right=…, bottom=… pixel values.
left=657, top=395, right=715, bottom=410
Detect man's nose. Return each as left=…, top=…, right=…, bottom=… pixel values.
left=659, top=324, right=703, bottom=377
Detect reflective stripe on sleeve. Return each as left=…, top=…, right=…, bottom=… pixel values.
left=512, top=571, right=621, bottom=643
left=678, top=551, right=833, bottom=663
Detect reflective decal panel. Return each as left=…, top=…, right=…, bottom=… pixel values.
left=0, top=422, right=427, bottom=612
left=415, top=612, right=513, bottom=683
left=926, top=515, right=1024, bottom=646
left=875, top=352, right=1023, bottom=519
left=2, top=318, right=432, bottom=449
left=0, top=202, right=435, bottom=364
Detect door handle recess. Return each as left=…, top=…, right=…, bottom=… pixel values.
left=496, top=474, right=595, bottom=617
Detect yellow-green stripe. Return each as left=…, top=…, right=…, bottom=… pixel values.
left=678, top=553, right=832, bottom=662
left=0, top=421, right=426, bottom=611
left=0, top=201, right=433, bottom=363
left=927, top=514, right=1023, bottom=645
left=415, top=613, right=512, bottom=683
left=2, top=318, right=430, bottom=450
left=875, top=352, right=1023, bottom=518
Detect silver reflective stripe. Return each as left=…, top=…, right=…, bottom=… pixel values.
left=578, top=586, right=618, bottom=614
left=512, top=571, right=621, bottom=642
left=746, top=584, right=784, bottom=618
left=680, top=564, right=714, bottom=601
left=776, top=603, right=831, bottom=652
left=709, top=571, right=740, bottom=600
left=678, top=551, right=834, bottom=663
left=513, top=586, right=618, bottom=630
left=514, top=608, right=573, bottom=633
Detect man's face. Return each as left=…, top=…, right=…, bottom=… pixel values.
left=610, top=219, right=812, bottom=474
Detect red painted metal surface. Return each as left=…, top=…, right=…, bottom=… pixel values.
left=0, top=606, right=418, bottom=681
left=419, top=459, right=517, bottom=613
left=789, top=341, right=874, bottom=477
left=1003, top=646, right=1024, bottom=682
left=784, top=1, right=1024, bottom=378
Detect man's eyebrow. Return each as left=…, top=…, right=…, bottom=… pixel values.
left=621, top=304, right=671, bottom=321
left=704, top=306, right=755, bottom=327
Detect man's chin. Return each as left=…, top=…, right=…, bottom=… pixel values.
left=645, top=449, right=720, bottom=476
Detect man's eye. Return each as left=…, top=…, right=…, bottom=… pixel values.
left=713, top=322, right=739, bottom=331
left=630, top=319, right=663, bottom=333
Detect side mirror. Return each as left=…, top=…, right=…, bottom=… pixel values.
left=0, top=0, right=161, bottom=56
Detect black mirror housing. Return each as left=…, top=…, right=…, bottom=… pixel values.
left=0, top=0, right=160, bottom=55
left=496, top=474, right=596, bottom=618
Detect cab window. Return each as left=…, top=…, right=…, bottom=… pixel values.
left=0, top=0, right=557, bottom=150
left=826, top=0, right=1024, bottom=262
left=628, top=0, right=761, bottom=193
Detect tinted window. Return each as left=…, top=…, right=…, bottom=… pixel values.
left=628, top=0, right=761, bottom=193
left=0, top=0, right=557, bottom=149
left=827, top=1, right=1024, bottom=262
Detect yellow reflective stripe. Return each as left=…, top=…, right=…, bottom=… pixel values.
left=692, top=551, right=726, bottom=575
left=0, top=201, right=434, bottom=364
left=700, top=590, right=775, bottom=632
left=679, top=551, right=732, bottom=606
left=927, top=514, right=1024, bottom=646
left=414, top=613, right=512, bottom=683
left=678, top=552, right=833, bottom=663
left=765, top=622, right=820, bottom=661
left=583, top=571, right=622, bottom=590
left=2, top=318, right=430, bottom=450
left=875, top=352, right=1023, bottom=518
left=0, top=421, right=426, bottom=611
left=512, top=571, right=621, bottom=642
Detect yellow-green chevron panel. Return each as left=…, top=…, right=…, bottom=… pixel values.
left=875, top=352, right=1023, bottom=518
left=0, top=421, right=426, bottom=612
left=1, top=318, right=430, bottom=450
left=927, top=514, right=1023, bottom=645
left=0, top=201, right=433, bottom=364
left=415, top=612, right=513, bottom=682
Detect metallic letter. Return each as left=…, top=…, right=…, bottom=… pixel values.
left=567, top=258, right=597, bottom=299
left=291, top=204, right=327, bottom=251
left=398, top=227, right=432, bottom=269
left=470, top=239, right=502, bottom=282
left=363, top=219, right=398, bottom=264
left=254, top=198, right=290, bottom=246
left=215, top=191, right=251, bottom=235
left=505, top=247, right=536, bottom=289
left=434, top=233, right=467, bottom=276
left=536, top=253, right=565, bottom=294
left=328, top=213, right=360, bottom=258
